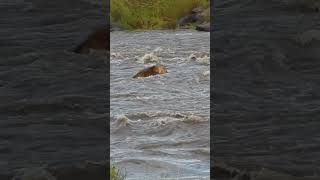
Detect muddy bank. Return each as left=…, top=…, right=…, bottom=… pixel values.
left=213, top=0, right=320, bottom=178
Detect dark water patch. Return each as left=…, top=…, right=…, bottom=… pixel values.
left=213, top=0, right=320, bottom=177
left=0, top=0, right=108, bottom=176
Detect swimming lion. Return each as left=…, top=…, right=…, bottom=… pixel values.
left=133, top=65, right=167, bottom=78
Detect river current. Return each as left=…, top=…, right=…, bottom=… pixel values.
left=110, top=30, right=210, bottom=179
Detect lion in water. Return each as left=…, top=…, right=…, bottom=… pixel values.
left=133, top=65, right=167, bottom=78
left=74, top=25, right=109, bottom=54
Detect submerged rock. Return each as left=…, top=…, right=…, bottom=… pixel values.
left=196, top=23, right=210, bottom=32
left=177, top=13, right=203, bottom=27
left=189, top=52, right=210, bottom=64
left=74, top=25, right=109, bottom=54
left=133, top=65, right=167, bottom=78
left=177, top=7, right=209, bottom=28
left=189, top=52, right=210, bottom=60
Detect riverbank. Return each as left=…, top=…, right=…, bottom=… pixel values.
left=110, top=0, right=210, bottom=31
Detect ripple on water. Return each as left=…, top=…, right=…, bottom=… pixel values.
left=111, top=30, right=210, bottom=179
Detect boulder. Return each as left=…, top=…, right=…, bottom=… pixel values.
left=196, top=23, right=210, bottom=32
left=177, top=14, right=201, bottom=26
left=177, top=7, right=209, bottom=28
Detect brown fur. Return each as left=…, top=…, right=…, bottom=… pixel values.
left=133, top=65, right=167, bottom=78
left=74, top=26, right=109, bottom=54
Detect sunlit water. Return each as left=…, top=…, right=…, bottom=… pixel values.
left=110, top=30, right=210, bottom=179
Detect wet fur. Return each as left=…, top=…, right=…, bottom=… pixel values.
left=133, top=65, right=167, bottom=78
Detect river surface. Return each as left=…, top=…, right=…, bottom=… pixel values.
left=213, top=0, right=320, bottom=179
left=0, top=0, right=107, bottom=177
left=110, top=30, right=210, bottom=179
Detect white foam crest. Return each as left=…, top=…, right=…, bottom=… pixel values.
left=137, top=52, right=160, bottom=64
left=183, top=114, right=208, bottom=123
left=188, top=52, right=210, bottom=65
left=122, top=112, right=208, bottom=125
left=152, top=47, right=164, bottom=56
left=111, top=52, right=124, bottom=59
left=111, top=115, right=136, bottom=130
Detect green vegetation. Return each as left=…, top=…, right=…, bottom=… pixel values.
left=110, top=0, right=209, bottom=30
left=110, top=165, right=126, bottom=180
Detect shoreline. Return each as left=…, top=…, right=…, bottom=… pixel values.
left=110, top=23, right=210, bottom=32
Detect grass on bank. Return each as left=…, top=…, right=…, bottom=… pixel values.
left=110, top=165, right=126, bottom=180
left=110, top=0, right=209, bottom=30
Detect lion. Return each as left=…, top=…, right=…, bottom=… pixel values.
left=133, top=65, right=168, bottom=78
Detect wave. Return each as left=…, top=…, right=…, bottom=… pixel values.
left=213, top=163, right=320, bottom=180
left=111, top=111, right=210, bottom=178
left=111, top=111, right=208, bottom=133
left=111, top=45, right=211, bottom=66
left=188, top=52, right=210, bottom=65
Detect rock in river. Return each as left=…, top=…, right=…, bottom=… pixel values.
left=196, top=23, right=210, bottom=32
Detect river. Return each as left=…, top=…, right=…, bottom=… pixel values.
left=0, top=0, right=107, bottom=177
left=110, top=30, right=210, bottom=179
left=213, top=0, right=320, bottom=178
